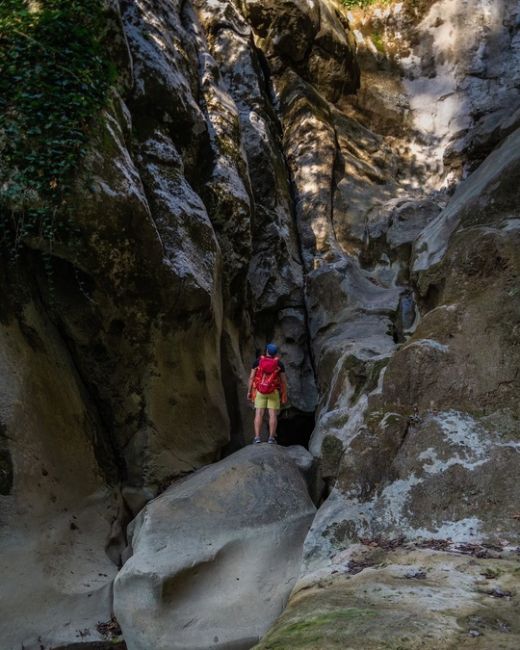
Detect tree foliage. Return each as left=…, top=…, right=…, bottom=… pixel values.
left=0, top=0, right=114, bottom=262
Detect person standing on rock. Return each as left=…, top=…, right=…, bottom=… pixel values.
left=247, top=343, right=288, bottom=444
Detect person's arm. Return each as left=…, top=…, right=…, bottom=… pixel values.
left=247, top=369, right=256, bottom=401
left=280, top=372, right=288, bottom=404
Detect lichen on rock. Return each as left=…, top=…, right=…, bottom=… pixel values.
left=2, top=0, right=520, bottom=648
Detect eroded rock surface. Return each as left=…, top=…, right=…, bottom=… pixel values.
left=306, top=127, right=520, bottom=572
left=252, top=0, right=520, bottom=648
left=114, top=445, right=316, bottom=650
left=2, top=0, right=520, bottom=648
left=1, top=0, right=318, bottom=645
left=0, top=291, right=121, bottom=649
left=255, top=545, right=520, bottom=650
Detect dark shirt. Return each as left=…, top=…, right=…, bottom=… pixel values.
left=252, top=357, right=285, bottom=373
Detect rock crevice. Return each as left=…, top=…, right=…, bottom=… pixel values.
left=1, top=0, right=520, bottom=649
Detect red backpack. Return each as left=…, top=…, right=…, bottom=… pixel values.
left=254, top=356, right=281, bottom=394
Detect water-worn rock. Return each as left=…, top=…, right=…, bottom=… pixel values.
left=301, top=122, right=520, bottom=573
left=192, top=0, right=318, bottom=417
left=256, top=1, right=520, bottom=647
left=243, top=0, right=359, bottom=102
left=414, top=127, right=520, bottom=273
left=114, top=445, right=316, bottom=650
left=59, top=97, right=230, bottom=487
left=255, top=545, right=520, bottom=650
left=0, top=291, right=121, bottom=649
left=3, top=0, right=520, bottom=648
left=346, top=0, right=520, bottom=178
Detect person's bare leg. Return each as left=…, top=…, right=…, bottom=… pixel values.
left=254, top=408, right=265, bottom=439
left=268, top=409, right=278, bottom=439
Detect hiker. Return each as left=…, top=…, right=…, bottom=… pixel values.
left=247, top=343, right=288, bottom=444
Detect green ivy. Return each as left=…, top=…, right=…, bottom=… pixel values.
left=0, top=0, right=114, bottom=262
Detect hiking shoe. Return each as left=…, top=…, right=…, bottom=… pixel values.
left=253, top=437, right=262, bottom=444
left=267, top=437, right=277, bottom=444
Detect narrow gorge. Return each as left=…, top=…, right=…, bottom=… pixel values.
left=1, top=0, right=519, bottom=649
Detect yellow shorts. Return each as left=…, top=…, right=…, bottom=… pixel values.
left=254, top=390, right=280, bottom=410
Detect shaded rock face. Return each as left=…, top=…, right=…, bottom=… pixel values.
left=242, top=0, right=359, bottom=102
left=114, top=445, right=316, bottom=650
left=0, top=283, right=122, bottom=649
left=2, top=1, right=331, bottom=646
left=1, top=0, right=520, bottom=649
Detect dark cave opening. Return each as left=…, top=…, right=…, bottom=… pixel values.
left=223, top=407, right=316, bottom=457
left=275, top=409, right=315, bottom=449
left=0, top=447, right=13, bottom=496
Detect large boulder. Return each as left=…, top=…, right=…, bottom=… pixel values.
left=114, top=445, right=316, bottom=650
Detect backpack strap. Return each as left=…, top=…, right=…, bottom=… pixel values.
left=253, top=356, right=264, bottom=388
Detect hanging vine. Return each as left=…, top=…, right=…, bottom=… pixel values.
left=0, top=0, right=115, bottom=271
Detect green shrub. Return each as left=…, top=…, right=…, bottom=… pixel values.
left=0, top=0, right=114, bottom=264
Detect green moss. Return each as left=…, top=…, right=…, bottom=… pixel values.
left=340, top=0, right=390, bottom=8
left=321, top=434, right=344, bottom=460
left=371, top=31, right=386, bottom=53
left=327, top=518, right=358, bottom=545
left=340, top=0, right=431, bottom=20
left=261, top=608, right=377, bottom=649
left=320, top=434, right=344, bottom=478
left=0, top=0, right=115, bottom=261
left=349, top=357, right=388, bottom=404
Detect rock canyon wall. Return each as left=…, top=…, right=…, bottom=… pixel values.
left=1, top=0, right=519, bottom=648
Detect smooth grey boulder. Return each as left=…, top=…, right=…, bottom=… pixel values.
left=284, top=445, right=314, bottom=479
left=114, top=445, right=316, bottom=650
left=284, top=445, right=322, bottom=503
